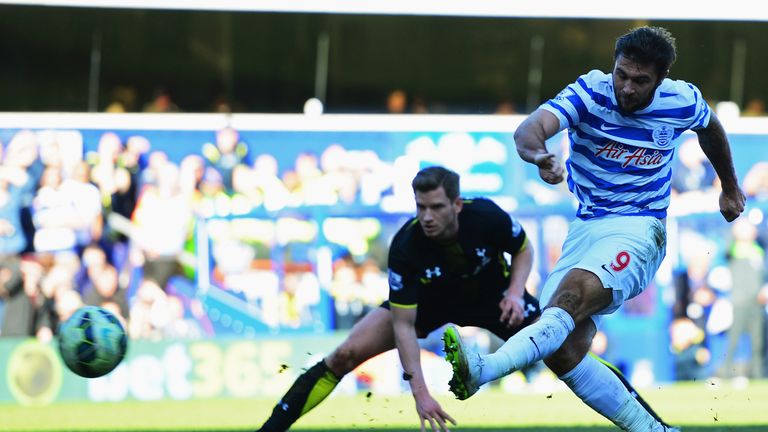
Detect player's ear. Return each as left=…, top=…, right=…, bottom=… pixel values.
left=453, top=197, right=463, bottom=213
left=656, top=69, right=669, bottom=87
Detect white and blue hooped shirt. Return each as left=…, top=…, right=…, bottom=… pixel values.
left=541, top=69, right=711, bottom=220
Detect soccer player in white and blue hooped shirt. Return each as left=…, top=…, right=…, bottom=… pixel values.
left=444, top=26, right=745, bottom=431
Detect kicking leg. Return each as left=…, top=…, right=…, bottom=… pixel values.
left=473, top=269, right=608, bottom=386
left=258, top=307, right=396, bottom=432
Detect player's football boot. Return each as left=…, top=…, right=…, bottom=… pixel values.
left=442, top=324, right=483, bottom=400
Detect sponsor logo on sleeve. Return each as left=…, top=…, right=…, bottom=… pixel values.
left=511, top=219, right=522, bottom=237
left=388, top=269, right=403, bottom=291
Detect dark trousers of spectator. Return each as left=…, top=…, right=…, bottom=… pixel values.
left=722, top=304, right=765, bottom=379
left=143, top=256, right=180, bottom=291
left=0, top=255, right=35, bottom=337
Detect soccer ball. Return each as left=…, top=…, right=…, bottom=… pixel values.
left=58, top=306, right=128, bottom=378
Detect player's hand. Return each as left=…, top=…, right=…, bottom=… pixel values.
left=719, top=187, right=746, bottom=222
left=499, top=294, right=525, bottom=328
left=414, top=392, right=456, bottom=432
left=533, top=153, right=564, bottom=184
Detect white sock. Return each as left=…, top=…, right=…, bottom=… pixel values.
left=561, top=355, right=665, bottom=432
left=613, top=397, right=668, bottom=432
left=479, top=307, right=574, bottom=384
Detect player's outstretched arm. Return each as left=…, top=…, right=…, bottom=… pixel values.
left=694, top=112, right=746, bottom=222
left=392, top=305, right=456, bottom=432
left=499, top=240, right=533, bottom=327
left=514, top=109, right=565, bottom=184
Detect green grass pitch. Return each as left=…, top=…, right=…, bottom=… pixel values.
left=1, top=381, right=767, bottom=431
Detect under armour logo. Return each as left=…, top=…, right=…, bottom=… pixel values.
left=425, top=267, right=441, bottom=279
left=523, top=303, right=537, bottom=318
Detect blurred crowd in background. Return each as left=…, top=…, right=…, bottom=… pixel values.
left=108, top=85, right=767, bottom=118
left=0, top=122, right=767, bottom=385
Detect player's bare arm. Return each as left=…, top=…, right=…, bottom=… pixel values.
left=499, top=240, right=533, bottom=327
left=514, top=109, right=565, bottom=184
left=391, top=305, right=456, bottom=432
left=693, top=111, right=746, bottom=222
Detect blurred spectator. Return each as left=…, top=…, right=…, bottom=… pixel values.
left=743, top=161, right=768, bottom=200
left=142, top=87, right=180, bottom=113
left=88, top=132, right=123, bottom=195
left=285, top=151, right=337, bottom=206
left=329, top=254, right=386, bottom=329
left=202, top=127, right=248, bottom=193
left=411, top=95, right=429, bottom=114
left=742, top=97, right=766, bottom=117
left=251, top=154, right=290, bottom=211
left=178, top=154, right=205, bottom=199
left=52, top=287, right=83, bottom=329
left=82, top=264, right=128, bottom=321
left=0, top=172, right=24, bottom=330
left=4, top=131, right=43, bottom=253
left=131, top=162, right=191, bottom=290
left=31, top=167, right=81, bottom=254
left=30, top=161, right=100, bottom=256
left=62, top=161, right=103, bottom=252
left=106, top=166, right=137, bottom=269
left=99, top=134, right=149, bottom=278
left=4, top=131, right=43, bottom=198
left=0, top=257, right=28, bottom=337
left=495, top=99, right=519, bottom=114
left=210, top=93, right=234, bottom=114
left=675, top=229, right=718, bottom=329
left=230, top=164, right=261, bottom=209
left=386, top=89, right=407, bottom=114
left=37, top=259, right=80, bottom=342
left=0, top=178, right=26, bottom=257
left=318, top=144, right=360, bottom=205
left=671, top=137, right=717, bottom=194
left=128, top=278, right=169, bottom=340
left=119, top=135, right=150, bottom=189
left=278, top=271, right=320, bottom=329
left=37, top=130, right=84, bottom=178
left=139, top=150, right=169, bottom=191
left=78, top=243, right=107, bottom=287
left=162, top=294, right=203, bottom=339
left=669, top=316, right=710, bottom=381
left=721, top=219, right=765, bottom=379
left=104, top=85, right=138, bottom=113
left=196, top=167, right=228, bottom=217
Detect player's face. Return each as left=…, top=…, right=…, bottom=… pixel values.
left=415, top=186, right=462, bottom=242
left=612, top=55, right=664, bottom=113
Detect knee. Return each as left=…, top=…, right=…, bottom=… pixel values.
left=326, top=345, right=359, bottom=375
left=549, top=269, right=612, bottom=324
left=545, top=342, right=586, bottom=376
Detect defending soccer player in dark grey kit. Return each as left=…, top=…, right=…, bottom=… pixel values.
left=257, top=166, right=671, bottom=432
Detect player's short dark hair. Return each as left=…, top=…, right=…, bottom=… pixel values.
left=411, top=166, right=460, bottom=200
left=615, top=26, right=677, bottom=76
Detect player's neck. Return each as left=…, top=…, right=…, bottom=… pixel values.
left=434, top=225, right=460, bottom=245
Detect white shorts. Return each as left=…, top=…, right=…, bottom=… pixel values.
left=538, top=215, right=666, bottom=327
